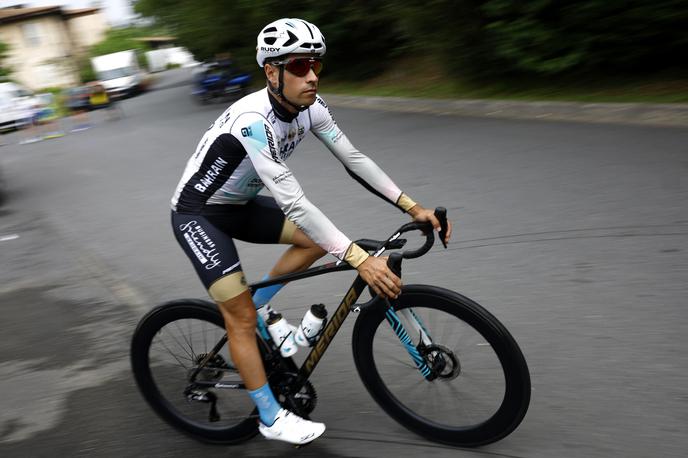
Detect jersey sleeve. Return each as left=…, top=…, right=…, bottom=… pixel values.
left=309, top=96, right=417, bottom=213
left=231, top=112, right=367, bottom=266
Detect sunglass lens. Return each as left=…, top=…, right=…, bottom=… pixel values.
left=286, top=59, right=322, bottom=77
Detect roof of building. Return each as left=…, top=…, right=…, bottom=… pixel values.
left=0, top=5, right=100, bottom=25
left=64, top=7, right=101, bottom=18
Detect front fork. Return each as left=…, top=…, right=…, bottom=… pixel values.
left=384, top=306, right=437, bottom=381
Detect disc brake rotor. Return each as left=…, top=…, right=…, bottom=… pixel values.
left=420, top=343, right=461, bottom=380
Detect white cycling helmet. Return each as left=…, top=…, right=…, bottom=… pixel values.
left=256, top=18, right=326, bottom=67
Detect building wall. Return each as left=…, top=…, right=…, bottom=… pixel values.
left=67, top=11, right=107, bottom=51
left=0, top=10, right=108, bottom=90
left=0, top=15, right=79, bottom=89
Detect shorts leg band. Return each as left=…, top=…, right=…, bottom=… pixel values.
left=279, top=219, right=297, bottom=244
left=209, top=271, right=249, bottom=302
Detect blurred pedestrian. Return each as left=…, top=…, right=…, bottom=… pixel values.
left=35, top=93, right=64, bottom=140
left=19, top=102, right=42, bottom=145
left=64, top=85, right=92, bottom=132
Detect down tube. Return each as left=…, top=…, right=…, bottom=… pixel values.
left=296, top=276, right=367, bottom=386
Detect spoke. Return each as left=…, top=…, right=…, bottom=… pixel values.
left=162, top=322, right=196, bottom=362
left=202, top=320, right=208, bottom=354
left=154, top=335, right=192, bottom=370
left=174, top=320, right=197, bottom=361
left=386, top=354, right=419, bottom=370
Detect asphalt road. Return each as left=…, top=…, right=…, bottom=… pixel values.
left=1, top=69, right=687, bottom=457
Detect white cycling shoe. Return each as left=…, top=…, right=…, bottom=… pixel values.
left=258, top=408, right=326, bottom=445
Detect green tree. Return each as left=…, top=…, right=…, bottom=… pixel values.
left=133, top=0, right=408, bottom=79
left=133, top=0, right=688, bottom=81
left=401, top=0, right=688, bottom=77
left=0, top=40, right=11, bottom=79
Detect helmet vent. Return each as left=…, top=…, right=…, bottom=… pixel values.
left=264, top=37, right=277, bottom=45
left=313, top=43, right=322, bottom=49
left=263, top=27, right=277, bottom=33
left=283, top=30, right=298, bottom=47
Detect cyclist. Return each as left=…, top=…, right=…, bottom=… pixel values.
left=170, top=18, right=452, bottom=445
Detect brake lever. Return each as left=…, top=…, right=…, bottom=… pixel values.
left=435, top=207, right=448, bottom=249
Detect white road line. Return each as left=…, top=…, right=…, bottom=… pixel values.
left=0, top=233, right=20, bottom=242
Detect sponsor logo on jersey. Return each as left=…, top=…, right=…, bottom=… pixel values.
left=272, top=170, right=293, bottom=184
left=241, top=127, right=252, bottom=137
left=218, top=110, right=232, bottom=128
left=264, top=123, right=279, bottom=162
left=280, top=141, right=296, bottom=160
left=178, top=221, right=221, bottom=270
left=194, top=156, right=229, bottom=192
left=248, top=177, right=263, bottom=188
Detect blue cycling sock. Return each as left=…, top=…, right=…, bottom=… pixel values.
left=252, top=274, right=285, bottom=309
left=248, top=383, right=281, bottom=426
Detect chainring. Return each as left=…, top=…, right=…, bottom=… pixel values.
left=270, top=372, right=318, bottom=414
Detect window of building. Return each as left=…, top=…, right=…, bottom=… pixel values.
left=22, top=22, right=41, bottom=47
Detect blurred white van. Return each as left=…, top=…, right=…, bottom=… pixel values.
left=0, top=82, right=35, bottom=132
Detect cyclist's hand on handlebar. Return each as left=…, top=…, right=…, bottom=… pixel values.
left=357, top=256, right=402, bottom=299
left=407, top=204, right=453, bottom=245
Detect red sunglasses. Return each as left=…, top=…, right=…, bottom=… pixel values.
left=271, top=57, right=323, bottom=77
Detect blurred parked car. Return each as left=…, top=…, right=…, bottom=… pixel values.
left=63, top=86, right=91, bottom=113
left=0, top=82, right=35, bottom=132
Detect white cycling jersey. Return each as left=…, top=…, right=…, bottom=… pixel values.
left=171, top=88, right=415, bottom=264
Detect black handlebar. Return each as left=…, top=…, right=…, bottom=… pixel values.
left=355, top=207, right=449, bottom=312
left=392, top=206, right=449, bottom=259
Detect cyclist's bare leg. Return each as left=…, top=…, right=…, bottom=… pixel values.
left=268, top=228, right=326, bottom=277
left=217, top=290, right=266, bottom=390
left=217, top=229, right=324, bottom=389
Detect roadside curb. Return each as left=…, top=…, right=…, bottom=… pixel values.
left=321, top=94, right=688, bottom=128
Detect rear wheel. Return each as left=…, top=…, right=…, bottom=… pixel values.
left=130, top=300, right=259, bottom=443
left=352, top=285, right=530, bottom=447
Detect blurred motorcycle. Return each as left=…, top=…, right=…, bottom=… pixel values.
left=192, top=63, right=252, bottom=104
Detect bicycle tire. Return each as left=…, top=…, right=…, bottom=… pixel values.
left=130, top=299, right=259, bottom=444
left=352, top=285, right=530, bottom=447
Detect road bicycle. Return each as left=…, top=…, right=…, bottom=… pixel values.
left=130, top=208, right=531, bottom=447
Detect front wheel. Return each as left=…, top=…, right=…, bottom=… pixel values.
left=352, top=285, right=531, bottom=447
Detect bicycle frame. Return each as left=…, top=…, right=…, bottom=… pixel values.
left=190, top=217, right=446, bottom=391
left=249, top=261, right=367, bottom=390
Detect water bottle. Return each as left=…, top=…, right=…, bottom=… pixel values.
left=295, top=304, right=327, bottom=347
left=266, top=312, right=297, bottom=357
left=257, top=304, right=274, bottom=323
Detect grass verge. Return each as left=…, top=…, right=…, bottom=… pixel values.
left=320, top=57, right=688, bottom=104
